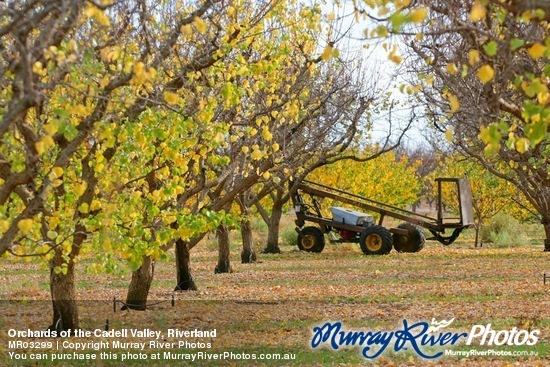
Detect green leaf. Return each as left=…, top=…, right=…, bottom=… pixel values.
left=153, top=127, right=167, bottom=139
left=47, top=231, right=58, bottom=240
left=221, top=82, right=233, bottom=99
left=389, top=11, right=410, bottom=31
left=375, top=25, right=388, bottom=37
left=523, top=79, right=546, bottom=98
left=479, top=124, right=501, bottom=148
left=525, top=121, right=547, bottom=146
left=63, top=125, right=78, bottom=140
left=510, top=38, right=525, bottom=51
left=534, top=9, right=546, bottom=20
left=483, top=41, right=498, bottom=56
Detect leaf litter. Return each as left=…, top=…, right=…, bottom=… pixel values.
left=1, top=244, right=548, bottom=366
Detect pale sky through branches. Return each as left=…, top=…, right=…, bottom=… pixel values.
left=317, top=0, right=428, bottom=148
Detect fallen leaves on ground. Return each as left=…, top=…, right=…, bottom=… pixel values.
left=1, top=243, right=548, bottom=366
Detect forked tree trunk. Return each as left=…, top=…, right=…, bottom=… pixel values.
left=124, top=256, right=155, bottom=310
left=215, top=225, right=232, bottom=273
left=241, top=219, right=256, bottom=263
left=175, top=239, right=197, bottom=290
left=50, top=249, right=78, bottom=333
left=264, top=201, right=283, bottom=253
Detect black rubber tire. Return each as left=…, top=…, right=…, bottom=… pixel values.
left=393, top=223, right=425, bottom=253
left=297, top=226, right=325, bottom=253
left=360, top=225, right=393, bottom=255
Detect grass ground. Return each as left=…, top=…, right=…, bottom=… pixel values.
left=0, top=217, right=549, bottom=366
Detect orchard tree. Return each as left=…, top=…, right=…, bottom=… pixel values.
left=379, top=1, right=549, bottom=250
left=237, top=193, right=257, bottom=263
left=241, top=59, right=379, bottom=254
left=189, top=7, right=394, bottom=259
left=0, top=0, right=328, bottom=325
left=118, top=1, right=387, bottom=289
left=109, top=1, right=366, bottom=296
left=395, top=146, right=439, bottom=211
left=105, top=0, right=288, bottom=303
left=307, top=149, right=421, bottom=216
left=0, top=0, right=237, bottom=321
left=0, top=0, right=141, bottom=330
left=248, top=113, right=413, bottom=254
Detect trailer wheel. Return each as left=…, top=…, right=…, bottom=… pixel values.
left=360, top=225, right=392, bottom=255
left=297, top=226, right=325, bottom=253
left=393, top=223, right=425, bottom=253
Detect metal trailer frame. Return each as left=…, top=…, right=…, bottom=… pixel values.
left=291, top=177, right=474, bottom=249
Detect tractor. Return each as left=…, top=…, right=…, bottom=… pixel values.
left=291, top=178, right=474, bottom=255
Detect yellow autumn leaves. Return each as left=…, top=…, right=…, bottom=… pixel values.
left=446, top=63, right=459, bottom=75
left=464, top=2, right=548, bottom=89
left=433, top=0, right=550, bottom=157
left=410, top=7, right=428, bottom=23
left=193, top=17, right=207, bottom=34
left=321, top=45, right=338, bottom=61
left=180, top=17, right=208, bottom=36
left=131, top=62, right=157, bottom=86
left=17, top=219, right=34, bottom=234
left=308, top=151, right=421, bottom=211
left=442, top=44, right=548, bottom=119
left=446, top=93, right=460, bottom=113
left=528, top=42, right=547, bottom=59
left=84, top=4, right=110, bottom=26
left=163, top=91, right=180, bottom=106
left=469, top=1, right=486, bottom=22
left=476, top=64, right=494, bottom=84
left=466, top=49, right=494, bottom=84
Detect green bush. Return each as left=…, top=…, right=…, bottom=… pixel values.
left=250, top=217, right=268, bottom=233
left=280, top=225, right=298, bottom=247
left=480, top=213, right=527, bottom=247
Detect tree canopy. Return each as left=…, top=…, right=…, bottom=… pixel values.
left=351, top=0, right=549, bottom=249
left=0, top=0, right=384, bottom=326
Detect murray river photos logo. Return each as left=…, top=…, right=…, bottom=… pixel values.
left=310, top=318, right=540, bottom=359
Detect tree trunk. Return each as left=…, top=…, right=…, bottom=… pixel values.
left=264, top=201, right=283, bottom=253
left=174, top=239, right=197, bottom=290
left=544, top=219, right=550, bottom=252
left=240, top=219, right=256, bottom=263
left=474, top=218, right=482, bottom=248
left=215, top=225, right=233, bottom=273
left=124, top=256, right=155, bottom=310
left=49, top=249, right=78, bottom=333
